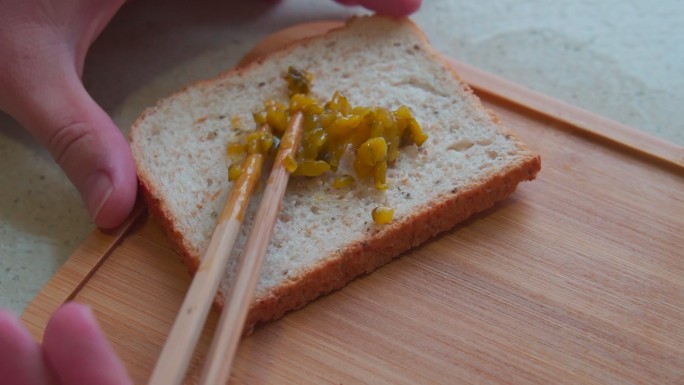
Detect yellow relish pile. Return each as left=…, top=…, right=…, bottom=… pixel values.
left=227, top=67, right=428, bottom=224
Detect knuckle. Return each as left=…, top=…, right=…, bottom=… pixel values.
left=47, top=119, right=92, bottom=167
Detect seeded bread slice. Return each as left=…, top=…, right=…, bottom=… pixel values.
left=130, top=16, right=541, bottom=332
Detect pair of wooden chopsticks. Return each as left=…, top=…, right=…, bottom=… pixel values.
left=147, top=112, right=304, bottom=385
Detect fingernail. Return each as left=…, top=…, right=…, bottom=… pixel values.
left=84, top=171, right=113, bottom=222
left=76, top=303, right=95, bottom=322
left=62, top=301, right=94, bottom=320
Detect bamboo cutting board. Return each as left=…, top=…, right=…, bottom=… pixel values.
left=22, top=22, right=684, bottom=385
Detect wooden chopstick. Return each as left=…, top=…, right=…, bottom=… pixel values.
left=198, top=111, right=304, bottom=385
left=147, top=126, right=268, bottom=385
left=148, top=112, right=304, bottom=385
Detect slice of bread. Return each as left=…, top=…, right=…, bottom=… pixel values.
left=130, top=16, right=541, bottom=333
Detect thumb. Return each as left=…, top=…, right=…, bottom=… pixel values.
left=6, top=64, right=137, bottom=229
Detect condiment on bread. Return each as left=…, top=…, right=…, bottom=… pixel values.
left=227, top=66, right=428, bottom=224
left=371, top=206, right=394, bottom=224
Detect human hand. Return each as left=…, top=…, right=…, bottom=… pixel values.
left=0, top=302, right=133, bottom=385
left=0, top=0, right=136, bottom=229
left=0, top=0, right=422, bottom=230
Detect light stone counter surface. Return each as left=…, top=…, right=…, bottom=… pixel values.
left=1, top=0, right=682, bottom=313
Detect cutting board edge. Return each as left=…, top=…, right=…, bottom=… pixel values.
left=21, top=204, right=147, bottom=339
left=448, top=59, right=684, bottom=170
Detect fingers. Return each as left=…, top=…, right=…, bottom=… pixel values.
left=0, top=0, right=136, bottom=229
left=2, top=54, right=137, bottom=229
left=0, top=304, right=134, bottom=385
left=0, top=309, right=59, bottom=385
left=336, top=0, right=422, bottom=16
left=17, top=72, right=137, bottom=228
left=42, top=302, right=133, bottom=385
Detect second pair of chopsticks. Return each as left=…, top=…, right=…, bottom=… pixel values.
left=148, top=112, right=304, bottom=385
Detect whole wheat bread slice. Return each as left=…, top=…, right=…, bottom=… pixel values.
left=130, top=16, right=541, bottom=333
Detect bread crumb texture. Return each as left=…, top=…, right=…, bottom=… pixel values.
left=130, top=16, right=540, bottom=330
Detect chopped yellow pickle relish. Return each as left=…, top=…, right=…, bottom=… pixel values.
left=228, top=163, right=243, bottom=181
left=332, top=174, right=355, bottom=189
left=226, top=67, right=428, bottom=225
left=229, top=95, right=426, bottom=188
left=226, top=142, right=246, bottom=155
left=291, top=159, right=330, bottom=177
left=371, top=206, right=394, bottom=225
left=286, top=91, right=426, bottom=189
left=226, top=129, right=276, bottom=157
left=284, top=66, right=313, bottom=97
left=282, top=154, right=298, bottom=173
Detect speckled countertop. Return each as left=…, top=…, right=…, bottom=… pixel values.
left=1, top=0, right=682, bottom=313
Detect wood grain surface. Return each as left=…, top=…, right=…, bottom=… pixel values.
left=22, top=22, right=684, bottom=385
